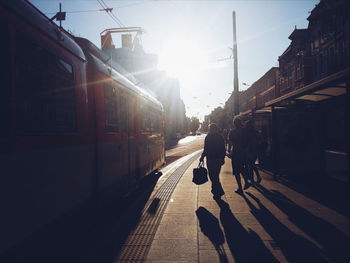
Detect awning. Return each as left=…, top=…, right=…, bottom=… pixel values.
left=266, top=67, right=349, bottom=107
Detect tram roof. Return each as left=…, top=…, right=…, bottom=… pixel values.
left=75, top=37, right=163, bottom=111
left=1, top=0, right=86, bottom=61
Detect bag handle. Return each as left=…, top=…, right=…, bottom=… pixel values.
left=198, top=160, right=205, bottom=168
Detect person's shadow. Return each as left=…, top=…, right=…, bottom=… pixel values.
left=253, top=184, right=350, bottom=262
left=215, top=199, right=279, bottom=263
left=243, top=191, right=329, bottom=263
left=196, top=207, right=228, bottom=263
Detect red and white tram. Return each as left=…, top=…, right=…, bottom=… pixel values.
left=0, top=0, right=164, bottom=256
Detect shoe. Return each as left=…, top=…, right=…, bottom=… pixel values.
left=244, top=183, right=251, bottom=190
left=235, top=189, right=244, bottom=195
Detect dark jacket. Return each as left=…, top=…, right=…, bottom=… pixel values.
left=201, top=132, right=226, bottom=160
left=228, top=127, right=249, bottom=153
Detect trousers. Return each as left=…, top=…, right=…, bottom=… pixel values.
left=207, top=159, right=224, bottom=196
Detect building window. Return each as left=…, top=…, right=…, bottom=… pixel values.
left=16, top=33, right=76, bottom=134
left=104, top=84, right=118, bottom=132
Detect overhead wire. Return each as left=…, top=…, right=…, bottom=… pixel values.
left=46, top=1, right=150, bottom=25
left=102, top=0, right=126, bottom=27
left=96, top=0, right=121, bottom=26
left=45, top=9, right=101, bottom=15
left=97, top=0, right=125, bottom=27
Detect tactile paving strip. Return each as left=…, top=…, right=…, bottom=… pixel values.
left=113, top=152, right=201, bottom=262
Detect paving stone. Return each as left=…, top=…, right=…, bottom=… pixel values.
left=138, top=156, right=350, bottom=263
left=154, top=224, right=197, bottom=239
left=145, top=261, right=197, bottom=263
left=198, top=231, right=230, bottom=251
left=199, top=249, right=235, bottom=263
left=198, top=200, right=222, bottom=208
left=262, top=240, right=289, bottom=263
left=165, top=204, right=197, bottom=214
left=234, top=212, right=261, bottom=226
left=243, top=224, right=273, bottom=241
left=160, top=213, right=197, bottom=226
left=146, top=239, right=198, bottom=261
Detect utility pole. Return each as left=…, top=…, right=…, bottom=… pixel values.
left=59, top=3, right=62, bottom=28
left=232, top=11, right=239, bottom=116
left=50, top=2, right=66, bottom=29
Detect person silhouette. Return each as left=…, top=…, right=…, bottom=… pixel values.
left=227, top=117, right=250, bottom=194
left=245, top=119, right=262, bottom=184
left=200, top=123, right=226, bottom=199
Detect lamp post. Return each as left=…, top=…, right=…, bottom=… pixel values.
left=232, top=11, right=239, bottom=116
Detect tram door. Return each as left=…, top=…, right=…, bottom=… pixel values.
left=95, top=82, right=129, bottom=204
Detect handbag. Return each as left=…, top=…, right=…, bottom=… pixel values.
left=192, top=161, right=208, bottom=185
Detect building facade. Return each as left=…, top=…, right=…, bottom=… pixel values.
left=308, top=0, right=350, bottom=82
left=278, top=29, right=311, bottom=95
left=223, top=0, right=350, bottom=181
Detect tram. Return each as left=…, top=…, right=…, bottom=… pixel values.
left=0, top=0, right=164, bottom=255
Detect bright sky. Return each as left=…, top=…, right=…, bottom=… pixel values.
left=30, top=0, right=319, bottom=121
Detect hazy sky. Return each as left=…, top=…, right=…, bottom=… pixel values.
left=30, top=0, right=319, bottom=120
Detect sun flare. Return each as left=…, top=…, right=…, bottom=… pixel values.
left=158, top=38, right=208, bottom=79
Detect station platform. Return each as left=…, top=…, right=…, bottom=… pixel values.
left=111, top=151, right=350, bottom=263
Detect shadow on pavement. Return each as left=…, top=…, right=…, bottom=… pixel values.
left=243, top=192, right=329, bottom=263
left=253, top=184, right=350, bottom=263
left=0, top=171, right=163, bottom=263
left=196, top=207, right=228, bottom=263
left=275, top=175, right=350, bottom=218
left=82, top=172, right=163, bottom=263
left=215, top=199, right=280, bottom=263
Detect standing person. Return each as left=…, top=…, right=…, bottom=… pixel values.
left=199, top=123, right=226, bottom=200
left=228, top=117, right=250, bottom=194
left=245, top=119, right=262, bottom=184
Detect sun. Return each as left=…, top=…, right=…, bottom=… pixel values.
left=158, top=38, right=208, bottom=80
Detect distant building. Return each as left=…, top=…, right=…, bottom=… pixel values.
left=100, top=32, right=187, bottom=143
left=237, top=67, right=279, bottom=114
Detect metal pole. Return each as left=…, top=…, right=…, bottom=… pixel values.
left=232, top=11, right=239, bottom=116
left=59, top=3, right=62, bottom=28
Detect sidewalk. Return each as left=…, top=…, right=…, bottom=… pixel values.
left=144, top=156, right=350, bottom=263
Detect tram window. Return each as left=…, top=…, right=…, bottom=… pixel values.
left=155, top=113, right=161, bottom=133
left=0, top=20, right=11, bottom=136
left=104, top=84, right=118, bottom=132
left=141, top=104, right=151, bottom=133
left=119, top=95, right=127, bottom=133
left=150, top=110, right=158, bottom=133
left=15, top=34, right=76, bottom=134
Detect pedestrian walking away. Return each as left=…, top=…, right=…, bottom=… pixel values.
left=227, top=117, right=250, bottom=195
left=200, top=123, right=226, bottom=200
left=245, top=119, right=262, bottom=184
